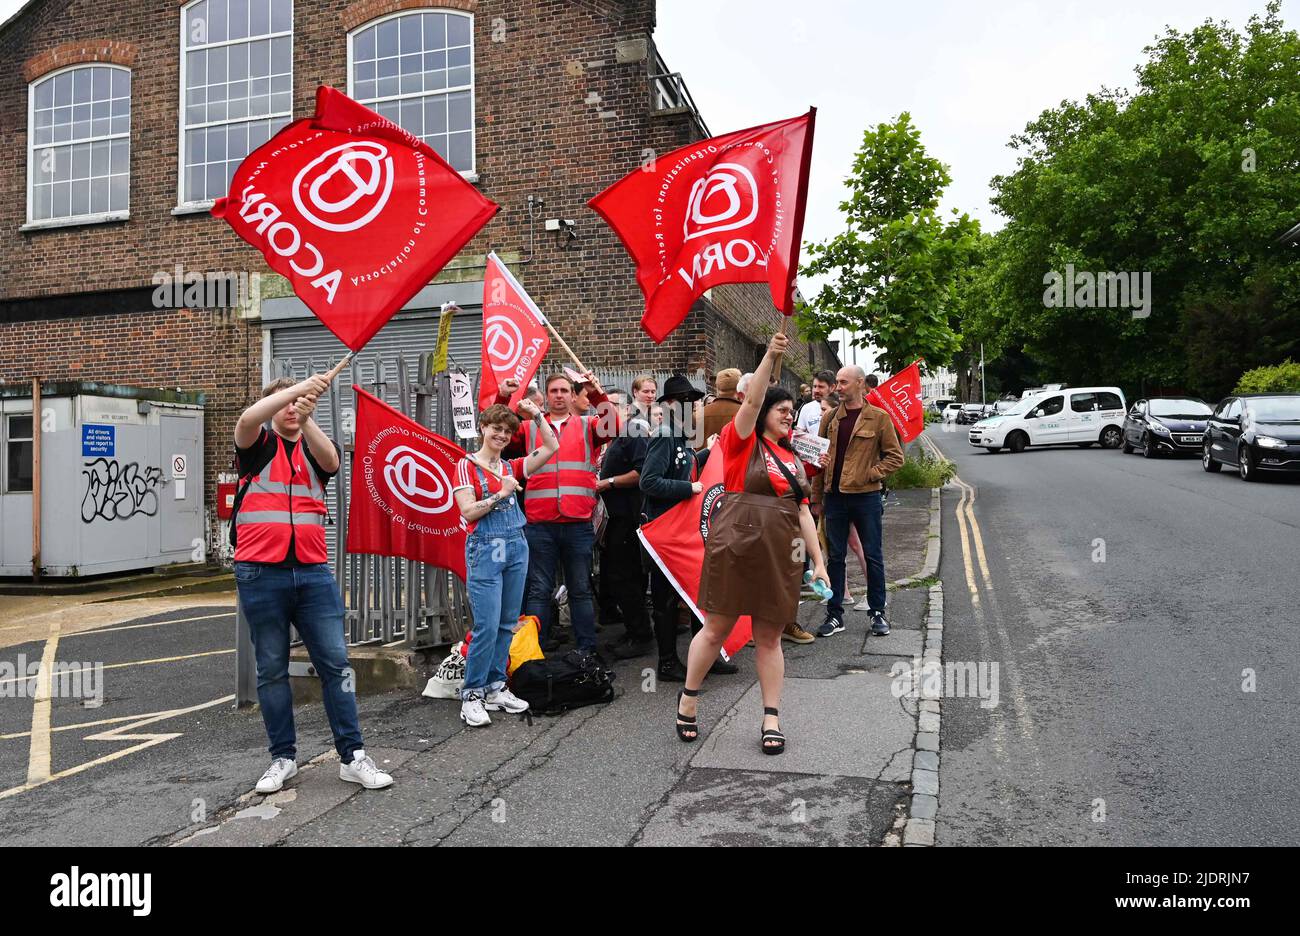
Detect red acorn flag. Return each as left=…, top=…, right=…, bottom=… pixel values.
left=589, top=109, right=816, bottom=343
left=478, top=252, right=552, bottom=412
left=212, top=86, right=498, bottom=352
left=346, top=387, right=469, bottom=579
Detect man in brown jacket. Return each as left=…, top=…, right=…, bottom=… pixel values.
left=696, top=367, right=743, bottom=450
left=812, top=365, right=905, bottom=638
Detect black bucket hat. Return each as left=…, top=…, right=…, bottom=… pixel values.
left=657, top=374, right=705, bottom=403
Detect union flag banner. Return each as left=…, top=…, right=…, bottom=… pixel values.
left=212, top=86, right=498, bottom=352
left=347, top=386, right=468, bottom=579
left=868, top=360, right=925, bottom=443
left=589, top=109, right=816, bottom=343
left=637, top=452, right=753, bottom=660
left=479, top=251, right=552, bottom=411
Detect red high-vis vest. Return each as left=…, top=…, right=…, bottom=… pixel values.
left=234, top=433, right=329, bottom=563
left=521, top=415, right=599, bottom=522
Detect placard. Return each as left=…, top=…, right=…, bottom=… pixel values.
left=790, top=428, right=830, bottom=464
left=449, top=371, right=477, bottom=440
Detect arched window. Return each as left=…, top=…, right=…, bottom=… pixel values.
left=179, top=0, right=294, bottom=207
left=348, top=9, right=475, bottom=174
left=28, top=64, right=131, bottom=223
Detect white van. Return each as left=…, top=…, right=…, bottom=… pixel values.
left=967, top=386, right=1127, bottom=453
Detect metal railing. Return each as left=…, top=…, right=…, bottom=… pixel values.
left=648, top=43, right=710, bottom=138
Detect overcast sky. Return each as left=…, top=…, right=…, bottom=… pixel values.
left=3, top=0, right=1289, bottom=369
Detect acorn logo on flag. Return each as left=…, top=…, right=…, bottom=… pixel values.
left=478, top=252, right=551, bottom=411
left=212, top=86, right=498, bottom=353
left=381, top=445, right=457, bottom=516
left=348, top=386, right=469, bottom=579
left=589, top=109, right=816, bottom=343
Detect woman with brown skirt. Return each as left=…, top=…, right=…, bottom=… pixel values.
left=675, top=331, right=831, bottom=754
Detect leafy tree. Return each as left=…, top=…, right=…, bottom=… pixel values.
left=984, top=2, right=1300, bottom=400
left=798, top=113, right=980, bottom=375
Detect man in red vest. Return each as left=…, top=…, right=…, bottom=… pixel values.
left=490, top=371, right=620, bottom=653
left=232, top=373, right=393, bottom=795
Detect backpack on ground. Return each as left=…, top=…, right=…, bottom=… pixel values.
left=510, top=650, right=616, bottom=715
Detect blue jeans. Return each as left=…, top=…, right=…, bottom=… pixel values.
left=235, top=562, right=362, bottom=762
left=524, top=521, right=597, bottom=651
left=463, top=530, right=529, bottom=698
left=823, top=491, right=886, bottom=618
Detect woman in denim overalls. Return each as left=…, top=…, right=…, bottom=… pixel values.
left=452, top=400, right=558, bottom=727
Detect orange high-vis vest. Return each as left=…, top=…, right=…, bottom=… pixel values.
left=234, top=433, right=329, bottom=563
left=521, top=415, right=599, bottom=522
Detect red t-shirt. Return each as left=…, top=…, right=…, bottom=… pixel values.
left=453, top=456, right=528, bottom=534
left=718, top=422, right=808, bottom=503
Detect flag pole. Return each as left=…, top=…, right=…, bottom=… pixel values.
left=772, top=313, right=794, bottom=382
left=543, top=320, right=588, bottom=374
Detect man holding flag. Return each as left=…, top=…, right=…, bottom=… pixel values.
left=813, top=365, right=906, bottom=639
left=232, top=367, right=393, bottom=795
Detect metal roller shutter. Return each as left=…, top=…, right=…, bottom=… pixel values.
left=267, top=306, right=484, bottom=571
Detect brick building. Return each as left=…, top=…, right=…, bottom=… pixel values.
left=0, top=0, right=838, bottom=569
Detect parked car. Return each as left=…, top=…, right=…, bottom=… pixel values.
left=1202, top=394, right=1300, bottom=481
left=967, top=386, right=1127, bottom=453
left=929, top=398, right=955, bottom=416
left=1121, top=397, right=1213, bottom=457
left=942, top=403, right=963, bottom=422
left=956, top=403, right=991, bottom=425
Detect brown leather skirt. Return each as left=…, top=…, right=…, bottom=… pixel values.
left=698, top=491, right=803, bottom=621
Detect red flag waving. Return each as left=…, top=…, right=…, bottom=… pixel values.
left=589, top=109, right=816, bottom=343
left=867, top=360, right=926, bottom=443
left=212, top=86, right=498, bottom=351
left=637, top=453, right=753, bottom=660
left=479, top=251, right=552, bottom=411
left=347, top=387, right=469, bottom=579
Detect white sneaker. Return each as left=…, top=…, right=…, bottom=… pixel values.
left=854, top=595, right=874, bottom=612
left=484, top=687, right=529, bottom=713
left=460, top=697, right=491, bottom=727
left=339, top=749, right=394, bottom=789
left=255, top=757, right=297, bottom=794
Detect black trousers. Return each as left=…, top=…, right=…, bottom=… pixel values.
left=601, top=512, right=650, bottom=641
left=645, top=548, right=695, bottom=666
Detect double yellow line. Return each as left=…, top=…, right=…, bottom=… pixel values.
left=919, top=433, right=993, bottom=605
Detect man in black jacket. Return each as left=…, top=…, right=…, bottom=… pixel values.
left=639, top=375, right=737, bottom=681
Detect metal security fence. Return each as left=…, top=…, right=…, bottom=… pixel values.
left=233, top=353, right=705, bottom=705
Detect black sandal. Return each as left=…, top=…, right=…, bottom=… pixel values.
left=760, top=707, right=785, bottom=755
left=676, top=688, right=699, bottom=743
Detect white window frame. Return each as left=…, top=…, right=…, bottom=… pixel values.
left=23, top=63, right=132, bottom=231
left=3, top=411, right=35, bottom=494
left=176, top=0, right=295, bottom=213
left=345, top=7, right=477, bottom=181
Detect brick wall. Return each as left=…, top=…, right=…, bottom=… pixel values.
left=0, top=0, right=835, bottom=562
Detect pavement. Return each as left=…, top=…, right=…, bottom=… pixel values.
left=925, top=422, right=1300, bottom=846
left=0, top=465, right=941, bottom=847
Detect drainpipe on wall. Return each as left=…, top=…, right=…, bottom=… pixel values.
left=31, top=378, right=41, bottom=580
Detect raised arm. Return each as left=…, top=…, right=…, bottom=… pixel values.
left=518, top=397, right=559, bottom=476
left=734, top=332, right=788, bottom=440
left=234, top=374, right=328, bottom=449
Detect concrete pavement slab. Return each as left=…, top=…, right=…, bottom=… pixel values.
left=633, top=768, right=900, bottom=847
left=688, top=674, right=915, bottom=780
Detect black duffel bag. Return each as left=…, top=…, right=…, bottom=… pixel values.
left=511, top=650, right=616, bottom=716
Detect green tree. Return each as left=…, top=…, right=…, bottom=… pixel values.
left=799, top=113, right=980, bottom=375
left=986, top=1, right=1300, bottom=400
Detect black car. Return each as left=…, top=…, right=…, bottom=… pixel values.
left=1120, top=397, right=1213, bottom=457
left=1202, top=394, right=1300, bottom=481
left=956, top=403, right=990, bottom=425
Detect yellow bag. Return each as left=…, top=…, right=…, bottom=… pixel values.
left=508, top=615, right=544, bottom=677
